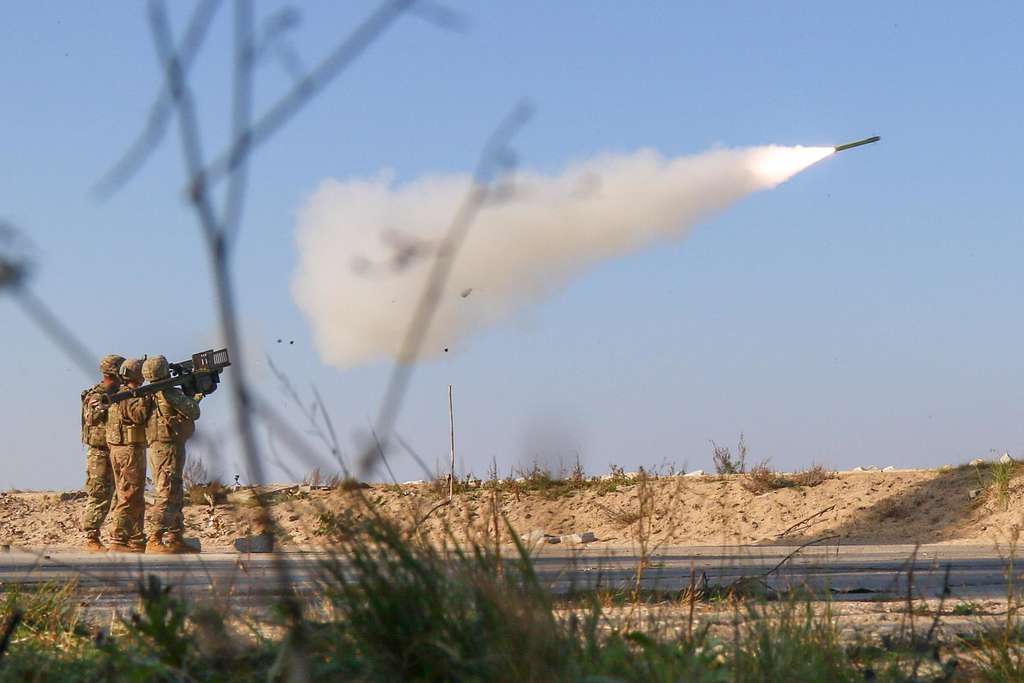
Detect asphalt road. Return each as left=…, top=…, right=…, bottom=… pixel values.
left=0, top=543, right=1013, bottom=614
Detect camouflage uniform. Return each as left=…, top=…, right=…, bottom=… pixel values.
left=80, top=354, right=124, bottom=545
left=106, top=359, right=152, bottom=550
left=142, top=356, right=201, bottom=549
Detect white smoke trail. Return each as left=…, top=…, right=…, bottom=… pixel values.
left=293, top=145, right=833, bottom=367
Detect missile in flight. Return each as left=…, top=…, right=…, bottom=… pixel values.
left=834, top=136, right=880, bottom=152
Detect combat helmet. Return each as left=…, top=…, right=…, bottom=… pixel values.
left=99, top=354, right=126, bottom=376
left=142, top=355, right=170, bottom=382
left=119, top=358, right=145, bottom=385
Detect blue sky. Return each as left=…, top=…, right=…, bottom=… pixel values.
left=2, top=2, right=1022, bottom=489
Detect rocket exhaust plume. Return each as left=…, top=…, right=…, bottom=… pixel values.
left=294, top=144, right=833, bottom=367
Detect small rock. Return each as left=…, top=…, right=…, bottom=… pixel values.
left=969, top=458, right=986, bottom=466
left=684, top=470, right=705, bottom=478
left=969, top=488, right=983, bottom=500
left=561, top=531, right=597, bottom=544
left=543, top=534, right=561, bottom=544
left=881, top=466, right=896, bottom=472
left=1000, top=453, right=1015, bottom=465
left=233, top=533, right=275, bottom=553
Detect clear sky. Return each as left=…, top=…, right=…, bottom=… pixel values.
left=2, top=2, right=1023, bottom=489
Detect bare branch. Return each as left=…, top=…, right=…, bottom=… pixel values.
left=10, top=286, right=96, bottom=377
left=199, top=0, right=416, bottom=188
left=94, top=0, right=223, bottom=197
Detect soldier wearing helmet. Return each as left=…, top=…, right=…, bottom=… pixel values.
left=142, top=355, right=201, bottom=554
left=79, top=354, right=125, bottom=552
left=105, top=358, right=153, bottom=553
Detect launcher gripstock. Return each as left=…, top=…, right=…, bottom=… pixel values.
left=110, top=348, right=231, bottom=403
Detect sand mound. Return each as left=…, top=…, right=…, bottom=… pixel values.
left=2, top=466, right=1022, bottom=551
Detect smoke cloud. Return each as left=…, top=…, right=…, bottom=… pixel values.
left=293, top=145, right=832, bottom=367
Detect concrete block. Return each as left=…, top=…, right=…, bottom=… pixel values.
left=233, top=533, right=275, bottom=553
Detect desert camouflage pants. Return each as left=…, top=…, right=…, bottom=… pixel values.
left=82, top=447, right=113, bottom=538
left=109, top=444, right=147, bottom=545
left=147, top=441, right=185, bottom=541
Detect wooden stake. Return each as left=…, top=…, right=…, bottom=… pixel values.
left=448, top=384, right=455, bottom=501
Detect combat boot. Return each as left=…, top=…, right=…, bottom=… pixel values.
left=159, top=536, right=200, bottom=555
left=107, top=541, right=144, bottom=554
left=144, top=534, right=164, bottom=553
left=84, top=536, right=106, bottom=553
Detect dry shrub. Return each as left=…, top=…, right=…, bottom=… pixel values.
left=303, top=467, right=364, bottom=490
left=186, top=481, right=227, bottom=507
left=743, top=462, right=832, bottom=495
left=183, top=455, right=227, bottom=506
left=743, top=462, right=794, bottom=494
left=791, top=464, right=832, bottom=487
left=712, top=434, right=748, bottom=475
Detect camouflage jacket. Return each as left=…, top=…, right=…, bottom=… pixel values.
left=146, top=388, right=200, bottom=443
left=81, top=382, right=115, bottom=447
left=106, top=390, right=152, bottom=446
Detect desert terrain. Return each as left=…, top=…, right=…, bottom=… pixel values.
left=1, top=464, right=1020, bottom=552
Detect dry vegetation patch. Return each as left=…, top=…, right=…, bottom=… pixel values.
left=742, top=463, right=832, bottom=495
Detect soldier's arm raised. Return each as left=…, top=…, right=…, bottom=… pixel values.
left=124, top=395, right=152, bottom=424
left=161, top=388, right=200, bottom=420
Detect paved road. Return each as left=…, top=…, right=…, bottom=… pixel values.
left=0, top=543, right=1013, bottom=613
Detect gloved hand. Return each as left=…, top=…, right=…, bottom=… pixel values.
left=193, top=393, right=205, bottom=402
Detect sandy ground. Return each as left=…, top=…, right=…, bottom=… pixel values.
left=2, top=465, right=1022, bottom=551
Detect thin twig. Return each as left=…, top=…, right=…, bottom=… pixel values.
left=359, top=101, right=532, bottom=476
left=414, top=499, right=451, bottom=530
left=0, top=610, right=22, bottom=662
left=199, top=0, right=417, bottom=188
left=776, top=504, right=836, bottom=539
left=762, top=535, right=840, bottom=579
left=222, top=0, right=255, bottom=247
left=11, top=286, right=96, bottom=377
left=913, top=564, right=951, bottom=678
left=94, top=0, right=223, bottom=197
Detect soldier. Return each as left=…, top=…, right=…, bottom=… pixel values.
left=142, top=355, right=202, bottom=554
left=80, top=354, right=125, bottom=552
left=105, top=358, right=152, bottom=553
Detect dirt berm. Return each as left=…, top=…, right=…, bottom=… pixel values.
left=1, top=466, right=1021, bottom=551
